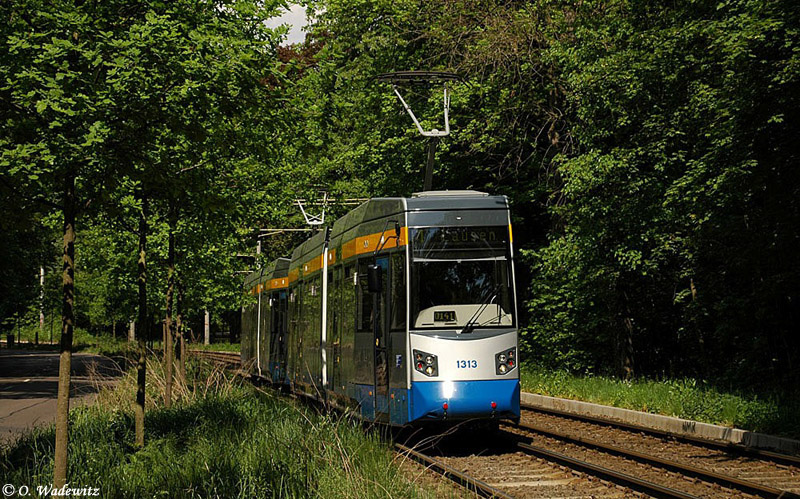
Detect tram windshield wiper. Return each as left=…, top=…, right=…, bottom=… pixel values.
left=459, top=283, right=501, bottom=335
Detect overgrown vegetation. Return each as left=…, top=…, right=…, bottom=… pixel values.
left=284, top=0, right=799, bottom=390
left=1, top=360, right=453, bottom=498
left=520, top=364, right=800, bottom=439
left=2, top=0, right=798, bottom=441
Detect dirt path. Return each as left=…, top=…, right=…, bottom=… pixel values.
left=0, top=349, right=122, bottom=446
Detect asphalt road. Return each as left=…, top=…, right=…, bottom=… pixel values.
left=0, top=349, right=122, bottom=446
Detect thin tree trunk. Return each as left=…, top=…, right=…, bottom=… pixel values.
left=164, top=204, right=175, bottom=408
left=135, top=193, right=148, bottom=447
left=53, top=173, right=75, bottom=488
left=621, top=291, right=635, bottom=381
left=177, top=280, right=185, bottom=382
left=622, top=317, right=635, bottom=380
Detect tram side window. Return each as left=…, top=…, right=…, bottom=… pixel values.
left=295, top=283, right=304, bottom=341
left=270, top=292, right=279, bottom=334
left=305, top=277, right=317, bottom=339
left=328, top=269, right=337, bottom=337
left=390, top=253, right=406, bottom=331
left=288, top=287, right=297, bottom=328
left=357, top=260, right=373, bottom=332
left=343, top=265, right=356, bottom=335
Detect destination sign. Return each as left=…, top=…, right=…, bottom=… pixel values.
left=411, top=226, right=508, bottom=250
left=434, top=311, right=457, bottom=322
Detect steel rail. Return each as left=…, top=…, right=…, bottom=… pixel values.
left=394, top=443, right=513, bottom=499
left=521, top=403, right=800, bottom=467
left=189, top=349, right=240, bottom=366
left=512, top=440, right=700, bottom=499
left=505, top=420, right=799, bottom=499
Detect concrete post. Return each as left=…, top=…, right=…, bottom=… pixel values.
left=204, top=309, right=210, bottom=345
left=129, top=321, right=135, bottom=342
left=38, top=266, right=44, bottom=345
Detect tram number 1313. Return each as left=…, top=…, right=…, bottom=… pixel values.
left=456, top=360, right=478, bottom=369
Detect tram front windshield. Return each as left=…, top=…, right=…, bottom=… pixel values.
left=410, top=226, right=514, bottom=330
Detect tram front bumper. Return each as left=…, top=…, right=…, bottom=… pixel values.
left=409, top=379, right=520, bottom=421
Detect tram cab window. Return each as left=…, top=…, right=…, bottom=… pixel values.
left=409, top=226, right=514, bottom=330
left=390, top=253, right=406, bottom=331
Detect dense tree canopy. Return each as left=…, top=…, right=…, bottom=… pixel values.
left=2, top=0, right=798, bottom=392
left=285, top=0, right=800, bottom=389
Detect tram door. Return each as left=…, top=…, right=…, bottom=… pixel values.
left=270, top=290, right=287, bottom=381
left=372, top=256, right=390, bottom=422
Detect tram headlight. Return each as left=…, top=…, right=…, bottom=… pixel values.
left=413, top=350, right=438, bottom=377
left=495, top=347, right=517, bottom=375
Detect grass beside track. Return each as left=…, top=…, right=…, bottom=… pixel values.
left=1, top=358, right=453, bottom=498
left=520, top=365, right=800, bottom=440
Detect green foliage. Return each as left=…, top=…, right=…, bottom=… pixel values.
left=522, top=0, right=800, bottom=386
left=291, top=0, right=800, bottom=391
left=1, top=0, right=289, bottom=336
left=2, top=0, right=799, bottom=396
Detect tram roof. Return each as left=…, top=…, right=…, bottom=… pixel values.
left=243, top=257, right=290, bottom=288
left=287, top=191, right=508, bottom=265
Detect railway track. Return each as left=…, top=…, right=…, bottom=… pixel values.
left=394, top=407, right=800, bottom=498
left=501, top=405, right=800, bottom=498
left=522, top=403, right=800, bottom=467
left=190, top=351, right=800, bottom=498
left=406, top=427, right=676, bottom=498
left=188, top=349, right=240, bottom=366
left=395, top=443, right=513, bottom=498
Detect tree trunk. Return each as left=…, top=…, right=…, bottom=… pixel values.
left=621, top=291, right=635, bottom=380
left=135, top=193, right=148, bottom=447
left=53, top=173, right=75, bottom=488
left=176, top=280, right=185, bottom=382
left=622, top=316, right=635, bottom=380
left=164, top=204, right=175, bottom=408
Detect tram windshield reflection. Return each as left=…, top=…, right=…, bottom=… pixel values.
left=410, top=226, right=514, bottom=330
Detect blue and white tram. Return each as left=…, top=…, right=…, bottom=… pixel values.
left=242, top=190, right=520, bottom=425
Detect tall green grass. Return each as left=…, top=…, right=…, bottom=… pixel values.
left=1, top=359, right=456, bottom=498
left=520, top=365, right=800, bottom=439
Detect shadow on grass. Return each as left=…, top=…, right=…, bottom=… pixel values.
left=1, top=426, right=56, bottom=477
left=144, top=396, right=250, bottom=442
